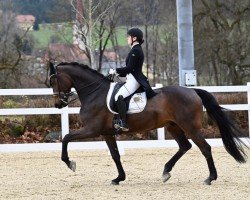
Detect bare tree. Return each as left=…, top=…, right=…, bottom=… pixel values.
left=0, top=10, right=32, bottom=88
left=146, top=0, right=178, bottom=85
left=94, top=0, right=122, bottom=72
left=142, top=0, right=151, bottom=78
left=194, top=0, right=250, bottom=85
left=157, top=24, right=178, bottom=85
left=71, top=0, right=121, bottom=71
left=148, top=0, right=160, bottom=84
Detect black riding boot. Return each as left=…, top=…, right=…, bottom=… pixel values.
left=114, top=95, right=129, bottom=132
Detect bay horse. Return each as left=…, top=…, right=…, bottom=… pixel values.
left=49, top=62, right=247, bottom=185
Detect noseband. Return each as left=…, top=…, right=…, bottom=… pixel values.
left=49, top=74, right=75, bottom=107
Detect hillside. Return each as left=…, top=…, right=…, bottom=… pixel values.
left=30, top=23, right=73, bottom=48
left=31, top=23, right=128, bottom=49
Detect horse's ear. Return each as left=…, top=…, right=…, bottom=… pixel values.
left=49, top=62, right=56, bottom=76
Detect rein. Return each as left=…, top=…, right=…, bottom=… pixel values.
left=67, top=76, right=105, bottom=104
left=50, top=73, right=110, bottom=106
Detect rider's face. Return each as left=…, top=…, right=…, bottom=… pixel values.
left=127, top=35, right=136, bottom=45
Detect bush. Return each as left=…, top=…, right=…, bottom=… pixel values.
left=2, top=99, right=18, bottom=108
left=9, top=123, right=25, bottom=137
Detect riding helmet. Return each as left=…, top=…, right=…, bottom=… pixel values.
left=127, top=27, right=144, bottom=44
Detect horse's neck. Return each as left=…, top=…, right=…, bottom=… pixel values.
left=63, top=65, right=109, bottom=105
left=73, top=75, right=109, bottom=106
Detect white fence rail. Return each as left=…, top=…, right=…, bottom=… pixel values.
left=0, top=83, right=249, bottom=153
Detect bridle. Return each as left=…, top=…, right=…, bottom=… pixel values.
left=49, top=72, right=111, bottom=107
left=49, top=73, right=75, bottom=107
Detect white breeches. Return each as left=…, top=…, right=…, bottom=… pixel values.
left=115, top=74, right=140, bottom=101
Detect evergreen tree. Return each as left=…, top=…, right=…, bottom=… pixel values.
left=33, top=19, right=39, bottom=31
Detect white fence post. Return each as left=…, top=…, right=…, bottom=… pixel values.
left=154, top=83, right=165, bottom=140
left=61, top=106, right=69, bottom=138
left=155, top=83, right=163, bottom=89
left=248, top=82, right=250, bottom=138
left=157, top=127, right=165, bottom=140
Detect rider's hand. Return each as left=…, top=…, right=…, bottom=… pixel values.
left=109, top=68, right=116, bottom=75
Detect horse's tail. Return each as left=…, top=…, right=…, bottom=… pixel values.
left=194, top=88, right=248, bottom=163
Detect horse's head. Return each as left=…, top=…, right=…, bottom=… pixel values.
left=49, top=62, right=73, bottom=109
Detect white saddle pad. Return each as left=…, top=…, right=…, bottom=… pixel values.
left=106, top=82, right=147, bottom=114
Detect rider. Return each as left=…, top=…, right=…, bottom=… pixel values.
left=109, top=27, right=157, bottom=131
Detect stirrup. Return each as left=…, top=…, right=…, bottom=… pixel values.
left=115, top=125, right=129, bottom=132
left=114, top=119, right=129, bottom=132
left=122, top=127, right=129, bottom=132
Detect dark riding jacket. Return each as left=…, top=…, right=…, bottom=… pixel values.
left=116, top=44, right=157, bottom=99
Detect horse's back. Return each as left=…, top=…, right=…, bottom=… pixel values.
left=154, top=86, right=202, bottom=105
left=150, top=86, right=203, bottom=121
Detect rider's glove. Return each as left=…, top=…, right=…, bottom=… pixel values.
left=109, top=68, right=116, bottom=75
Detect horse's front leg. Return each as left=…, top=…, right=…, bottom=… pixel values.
left=103, top=135, right=126, bottom=185
left=61, top=134, right=73, bottom=170
left=61, top=127, right=100, bottom=172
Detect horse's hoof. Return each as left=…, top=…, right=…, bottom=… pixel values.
left=203, top=178, right=211, bottom=185
left=162, top=172, right=171, bottom=183
left=111, top=180, right=119, bottom=185
left=111, top=176, right=125, bottom=185
left=69, top=160, right=76, bottom=172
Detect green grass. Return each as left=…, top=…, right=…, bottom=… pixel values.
left=106, top=26, right=128, bottom=48
left=30, top=23, right=172, bottom=50
left=91, top=26, right=128, bottom=49
left=30, top=22, right=73, bottom=48
left=31, top=23, right=129, bottom=49
left=103, top=25, right=176, bottom=48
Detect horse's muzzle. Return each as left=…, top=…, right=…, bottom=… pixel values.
left=55, top=102, right=63, bottom=109
left=55, top=99, right=68, bottom=109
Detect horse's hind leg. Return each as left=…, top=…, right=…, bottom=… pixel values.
left=163, top=123, right=192, bottom=182
left=186, top=129, right=217, bottom=185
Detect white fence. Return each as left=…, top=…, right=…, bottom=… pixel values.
left=0, top=83, right=249, bottom=153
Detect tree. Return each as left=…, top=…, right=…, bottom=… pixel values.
left=0, top=11, right=34, bottom=88
left=156, top=24, right=178, bottom=86
left=33, top=19, right=39, bottom=31
left=71, top=0, right=121, bottom=71
left=0, top=11, right=23, bottom=71
left=142, top=0, right=178, bottom=85
left=143, top=0, right=152, bottom=78
left=145, top=0, right=160, bottom=84
left=10, top=0, right=73, bottom=23
left=94, top=0, right=122, bottom=72
left=194, top=0, right=250, bottom=85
